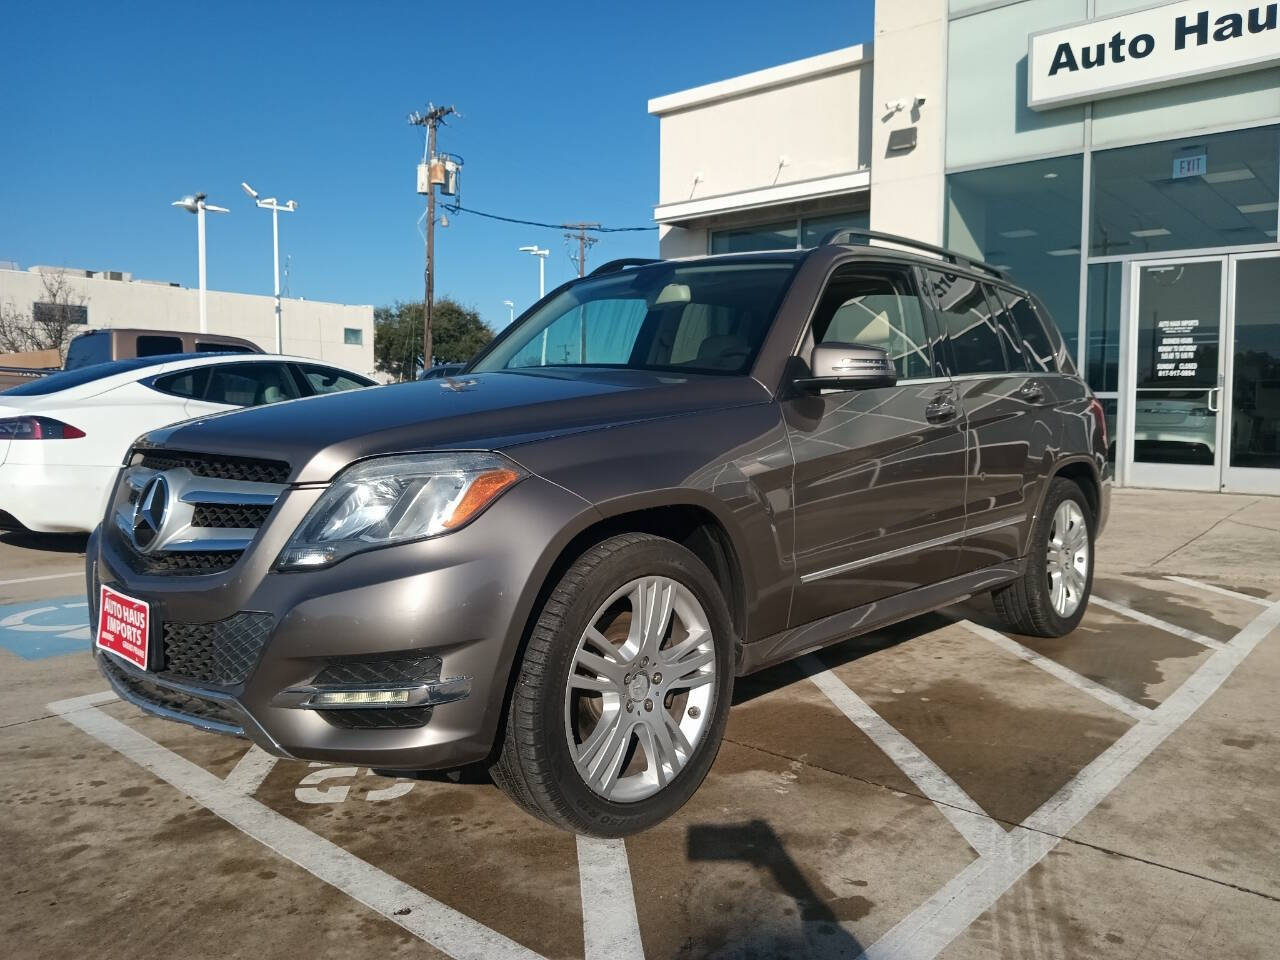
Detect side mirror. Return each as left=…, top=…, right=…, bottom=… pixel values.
left=795, top=342, right=897, bottom=391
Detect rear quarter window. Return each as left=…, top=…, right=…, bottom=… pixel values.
left=924, top=270, right=1008, bottom=376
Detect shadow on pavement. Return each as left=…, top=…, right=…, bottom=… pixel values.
left=1, top=529, right=89, bottom=555
left=688, top=819, right=866, bottom=958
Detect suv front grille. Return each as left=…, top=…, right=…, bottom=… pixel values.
left=135, top=449, right=291, bottom=485
left=191, top=503, right=273, bottom=529
left=160, top=612, right=274, bottom=687
left=122, top=550, right=243, bottom=576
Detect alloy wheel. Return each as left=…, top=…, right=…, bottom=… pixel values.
left=563, top=576, right=717, bottom=803
left=1046, top=500, right=1090, bottom=617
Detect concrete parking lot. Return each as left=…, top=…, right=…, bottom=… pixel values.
left=2, top=488, right=1279, bottom=960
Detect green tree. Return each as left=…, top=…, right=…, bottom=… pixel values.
left=374, top=297, right=495, bottom=381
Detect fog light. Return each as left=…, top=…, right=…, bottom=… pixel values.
left=309, top=689, right=411, bottom=707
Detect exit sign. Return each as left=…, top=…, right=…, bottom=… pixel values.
left=1173, top=153, right=1207, bottom=179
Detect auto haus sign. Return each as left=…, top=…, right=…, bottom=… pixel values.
left=1028, top=0, right=1280, bottom=110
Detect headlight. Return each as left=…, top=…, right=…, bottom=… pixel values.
left=276, top=452, right=524, bottom=570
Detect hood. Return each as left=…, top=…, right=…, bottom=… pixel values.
left=143, top=368, right=772, bottom=483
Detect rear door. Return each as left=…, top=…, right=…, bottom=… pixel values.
left=923, top=270, right=1049, bottom=574
left=783, top=260, right=968, bottom=624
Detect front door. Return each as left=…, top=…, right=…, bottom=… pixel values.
left=1222, top=252, right=1280, bottom=493
left=783, top=260, right=967, bottom=626
left=1125, top=257, right=1227, bottom=491
left=1124, top=254, right=1280, bottom=494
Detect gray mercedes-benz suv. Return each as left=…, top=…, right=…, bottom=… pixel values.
left=88, top=231, right=1110, bottom=836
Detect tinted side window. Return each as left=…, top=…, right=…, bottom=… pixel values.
left=136, top=335, right=184, bottom=357
left=203, top=363, right=300, bottom=407
left=810, top=265, right=935, bottom=381
left=151, top=368, right=210, bottom=399
left=196, top=341, right=254, bottom=354
left=998, top=288, right=1058, bottom=373
left=297, top=364, right=372, bottom=395
left=924, top=271, right=1007, bottom=375
left=64, top=332, right=110, bottom=370
left=985, top=285, right=1030, bottom=372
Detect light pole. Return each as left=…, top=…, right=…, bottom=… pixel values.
left=241, top=182, right=298, bottom=353
left=519, top=245, right=548, bottom=299
left=503, top=299, right=514, bottom=326
left=519, top=246, right=549, bottom=363
left=171, top=194, right=229, bottom=334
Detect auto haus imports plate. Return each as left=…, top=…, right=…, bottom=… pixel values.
left=95, top=584, right=150, bottom=670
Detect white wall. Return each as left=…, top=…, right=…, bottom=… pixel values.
left=0, top=267, right=375, bottom=375
left=651, top=45, right=873, bottom=231
left=870, top=0, right=949, bottom=244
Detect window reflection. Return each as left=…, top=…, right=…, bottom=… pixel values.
left=945, top=156, right=1084, bottom=362
left=1090, top=125, right=1279, bottom=257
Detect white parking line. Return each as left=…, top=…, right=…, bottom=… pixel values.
left=956, top=619, right=1152, bottom=722
left=1090, top=596, right=1228, bottom=650
left=1165, top=575, right=1273, bottom=608
left=0, top=571, right=83, bottom=587
left=576, top=837, right=645, bottom=960
left=805, top=657, right=1011, bottom=859
left=223, top=744, right=280, bottom=795
left=857, top=596, right=1280, bottom=960
left=47, top=693, right=546, bottom=960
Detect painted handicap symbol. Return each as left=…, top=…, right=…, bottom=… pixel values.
left=0, top=595, right=91, bottom=659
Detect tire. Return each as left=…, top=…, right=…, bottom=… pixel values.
left=490, top=532, right=735, bottom=837
left=992, top=478, right=1095, bottom=637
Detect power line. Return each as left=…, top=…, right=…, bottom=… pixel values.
left=439, top=202, right=657, bottom=233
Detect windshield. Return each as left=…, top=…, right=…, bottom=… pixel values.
left=1, top=354, right=186, bottom=395
left=470, top=261, right=798, bottom=376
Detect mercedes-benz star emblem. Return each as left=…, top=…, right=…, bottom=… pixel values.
left=131, top=475, right=170, bottom=552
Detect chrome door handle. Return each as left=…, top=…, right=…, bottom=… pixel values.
left=1017, top=380, right=1045, bottom=404
left=1207, top=387, right=1220, bottom=413
left=925, top=393, right=957, bottom=424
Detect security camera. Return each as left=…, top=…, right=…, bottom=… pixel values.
left=241, top=181, right=259, bottom=199
left=913, top=95, right=927, bottom=108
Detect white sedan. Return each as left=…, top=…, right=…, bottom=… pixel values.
left=0, top=352, right=374, bottom=533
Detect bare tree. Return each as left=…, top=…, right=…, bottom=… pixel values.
left=0, top=270, right=88, bottom=360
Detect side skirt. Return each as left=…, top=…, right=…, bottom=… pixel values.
left=737, top=559, right=1024, bottom=676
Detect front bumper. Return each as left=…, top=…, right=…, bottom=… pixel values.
left=89, top=474, right=595, bottom=769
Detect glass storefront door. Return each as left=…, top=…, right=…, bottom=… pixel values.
left=1223, top=253, right=1280, bottom=494
left=1123, top=254, right=1280, bottom=493
left=1126, top=258, right=1227, bottom=491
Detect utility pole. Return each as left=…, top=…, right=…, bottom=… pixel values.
left=409, top=103, right=457, bottom=374
left=563, top=222, right=601, bottom=277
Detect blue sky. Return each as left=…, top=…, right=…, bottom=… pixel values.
left=1, top=1, right=872, bottom=332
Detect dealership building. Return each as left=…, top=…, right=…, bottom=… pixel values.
left=650, top=0, right=1280, bottom=494
left=0, top=263, right=376, bottom=375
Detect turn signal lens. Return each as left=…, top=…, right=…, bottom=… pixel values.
left=442, top=468, right=521, bottom=529
left=0, top=416, right=86, bottom=440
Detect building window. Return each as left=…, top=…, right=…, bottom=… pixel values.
left=710, top=220, right=797, bottom=254
left=32, top=302, right=88, bottom=326
left=799, top=210, right=870, bottom=248
left=1090, top=125, right=1280, bottom=257
left=945, top=155, right=1084, bottom=361
left=1085, top=262, right=1122, bottom=393
left=343, top=327, right=363, bottom=346
left=709, top=208, right=870, bottom=254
